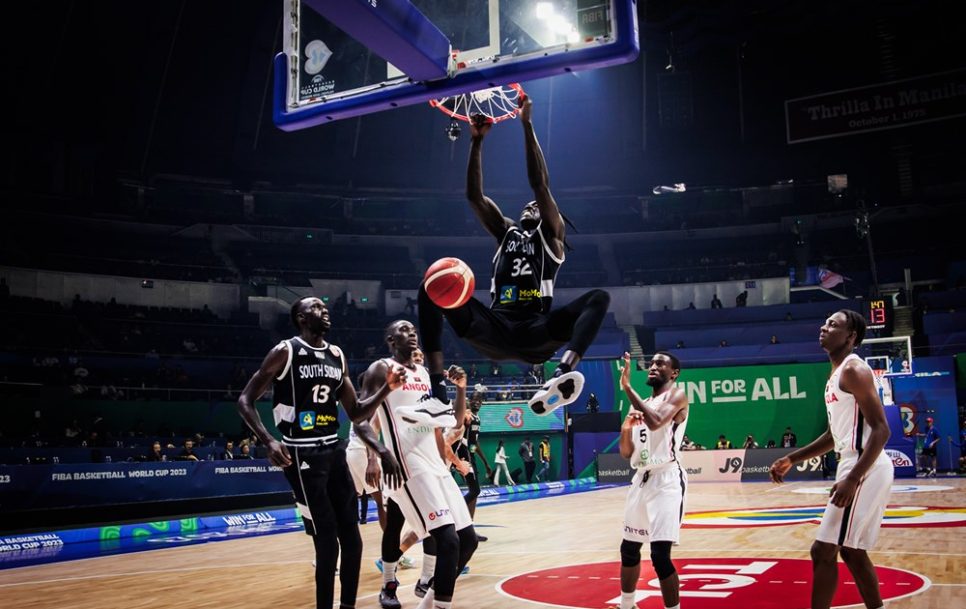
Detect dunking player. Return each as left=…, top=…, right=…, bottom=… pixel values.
left=236, top=297, right=404, bottom=609
left=363, top=320, right=478, bottom=609
left=613, top=352, right=689, bottom=609
left=418, top=95, right=610, bottom=416
left=770, top=310, right=893, bottom=609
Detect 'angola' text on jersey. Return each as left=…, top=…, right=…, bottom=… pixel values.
left=490, top=221, right=563, bottom=314
left=374, top=358, right=448, bottom=482
left=272, top=336, right=346, bottom=446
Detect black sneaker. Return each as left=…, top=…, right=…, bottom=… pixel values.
left=379, top=580, right=402, bottom=609
left=476, top=533, right=488, bottom=542
left=528, top=371, right=584, bottom=415
left=414, top=576, right=433, bottom=599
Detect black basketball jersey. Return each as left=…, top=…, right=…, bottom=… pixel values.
left=465, top=412, right=481, bottom=446
left=490, top=222, right=564, bottom=314
left=272, top=337, right=346, bottom=446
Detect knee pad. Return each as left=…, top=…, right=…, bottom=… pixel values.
left=649, top=541, right=675, bottom=580
left=620, top=540, right=642, bottom=567
left=430, top=524, right=459, bottom=560
left=458, top=526, right=479, bottom=556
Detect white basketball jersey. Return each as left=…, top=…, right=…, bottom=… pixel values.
left=629, top=389, right=688, bottom=472
left=375, top=358, right=448, bottom=480
left=824, top=353, right=886, bottom=460
left=346, top=423, right=366, bottom=450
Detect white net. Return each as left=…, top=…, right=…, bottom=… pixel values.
left=430, top=83, right=524, bottom=123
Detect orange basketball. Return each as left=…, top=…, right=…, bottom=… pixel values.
left=423, top=257, right=475, bottom=309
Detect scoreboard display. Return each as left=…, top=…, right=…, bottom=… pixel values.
left=865, top=298, right=893, bottom=333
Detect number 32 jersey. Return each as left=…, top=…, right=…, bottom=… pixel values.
left=490, top=221, right=563, bottom=314
left=272, top=337, right=346, bottom=444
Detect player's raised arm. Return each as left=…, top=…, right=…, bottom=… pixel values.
left=519, top=96, right=565, bottom=258
left=339, top=357, right=406, bottom=423
left=467, top=113, right=514, bottom=240
left=619, top=410, right=645, bottom=459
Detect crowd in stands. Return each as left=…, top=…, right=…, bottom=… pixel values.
left=681, top=426, right=799, bottom=451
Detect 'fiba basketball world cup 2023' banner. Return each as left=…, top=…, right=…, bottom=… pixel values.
left=785, top=68, right=966, bottom=143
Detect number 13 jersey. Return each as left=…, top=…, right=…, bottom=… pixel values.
left=272, top=336, right=346, bottom=446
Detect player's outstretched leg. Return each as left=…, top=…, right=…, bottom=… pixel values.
left=529, top=289, right=609, bottom=415
left=418, top=284, right=476, bottom=403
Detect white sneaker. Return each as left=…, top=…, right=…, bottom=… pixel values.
left=399, top=555, right=418, bottom=569
left=396, top=398, right=458, bottom=428
left=528, top=371, right=584, bottom=415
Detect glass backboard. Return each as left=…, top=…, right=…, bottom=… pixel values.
left=274, top=0, right=639, bottom=130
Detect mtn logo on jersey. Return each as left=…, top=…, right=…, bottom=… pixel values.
left=316, top=413, right=337, bottom=426
left=300, top=411, right=316, bottom=430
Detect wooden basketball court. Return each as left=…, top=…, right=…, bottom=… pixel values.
left=3, top=479, right=964, bottom=608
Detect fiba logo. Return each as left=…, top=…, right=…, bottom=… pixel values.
left=304, top=40, right=333, bottom=75
left=886, top=449, right=914, bottom=468
left=899, top=404, right=918, bottom=435
left=505, top=407, right=525, bottom=428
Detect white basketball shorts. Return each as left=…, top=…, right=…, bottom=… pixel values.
left=623, top=464, right=688, bottom=544
left=346, top=446, right=380, bottom=495
left=388, top=471, right=472, bottom=539
left=816, top=454, right=893, bottom=550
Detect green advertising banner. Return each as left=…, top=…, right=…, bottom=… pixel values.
left=477, top=402, right=565, bottom=434
left=613, top=359, right=830, bottom=450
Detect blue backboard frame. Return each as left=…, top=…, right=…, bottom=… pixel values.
left=273, top=0, right=639, bottom=131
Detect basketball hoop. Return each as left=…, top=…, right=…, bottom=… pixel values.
left=871, top=368, right=895, bottom=406
left=429, top=82, right=526, bottom=124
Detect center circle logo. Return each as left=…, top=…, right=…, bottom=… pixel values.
left=497, top=558, right=929, bottom=609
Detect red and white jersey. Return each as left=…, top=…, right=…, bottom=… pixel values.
left=824, top=353, right=887, bottom=460
left=629, top=389, right=688, bottom=472
left=374, top=358, right=448, bottom=481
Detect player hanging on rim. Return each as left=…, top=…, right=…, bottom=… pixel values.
left=418, top=95, right=610, bottom=416
left=770, top=310, right=893, bottom=609
left=363, top=320, right=478, bottom=609
left=614, top=351, right=689, bottom=609
left=236, top=296, right=405, bottom=609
